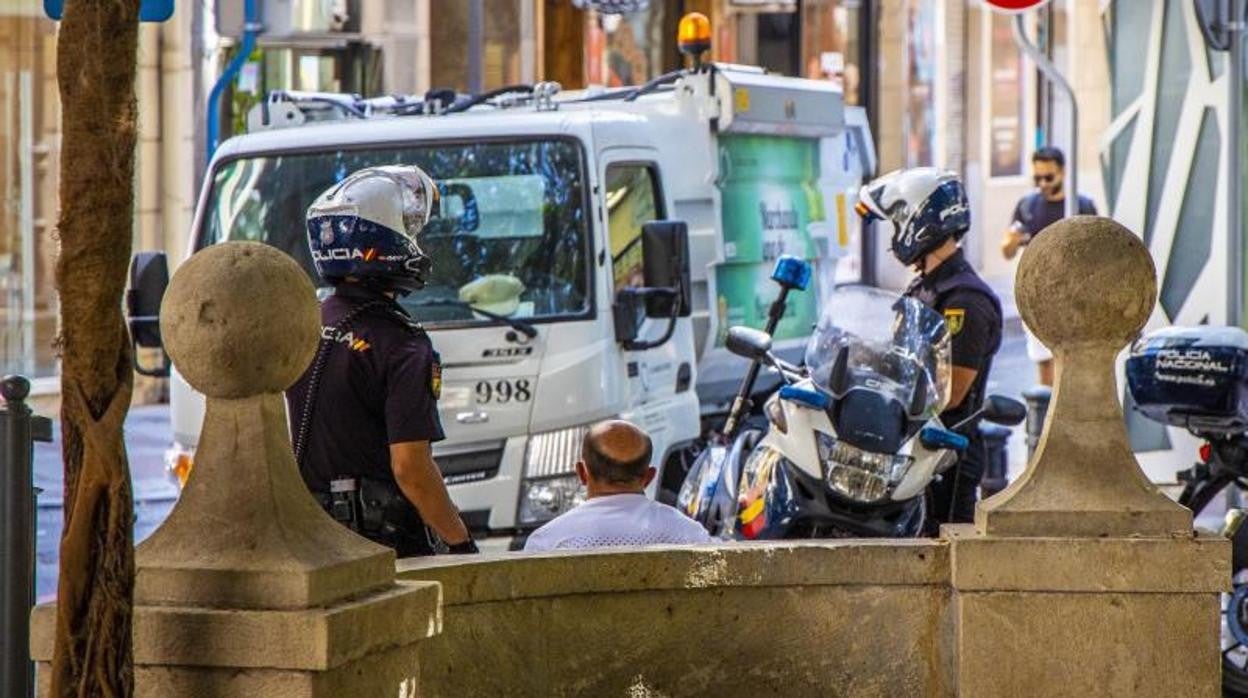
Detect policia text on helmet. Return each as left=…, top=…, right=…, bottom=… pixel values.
left=856, top=168, right=1004, bottom=535
left=287, top=165, right=478, bottom=556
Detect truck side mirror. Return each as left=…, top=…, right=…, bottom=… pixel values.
left=613, top=220, right=692, bottom=351
left=127, top=251, right=170, bottom=377
left=641, top=220, right=691, bottom=318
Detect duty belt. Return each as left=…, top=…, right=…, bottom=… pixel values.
left=311, top=475, right=442, bottom=556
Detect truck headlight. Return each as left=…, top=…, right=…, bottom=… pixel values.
left=517, top=424, right=591, bottom=526
left=165, top=443, right=195, bottom=488
left=519, top=475, right=587, bottom=526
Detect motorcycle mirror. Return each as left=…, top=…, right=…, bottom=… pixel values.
left=725, top=326, right=773, bottom=362
left=981, top=395, right=1027, bottom=426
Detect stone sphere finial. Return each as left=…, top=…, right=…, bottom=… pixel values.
left=1015, top=216, right=1156, bottom=350
left=160, top=241, right=320, bottom=399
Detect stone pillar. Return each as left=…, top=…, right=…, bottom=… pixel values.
left=31, top=242, right=440, bottom=696
left=946, top=217, right=1228, bottom=696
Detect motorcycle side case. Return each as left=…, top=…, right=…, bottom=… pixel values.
left=1126, top=326, right=1248, bottom=434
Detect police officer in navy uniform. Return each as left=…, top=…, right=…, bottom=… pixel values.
left=287, top=165, right=477, bottom=556
left=857, top=168, right=1003, bottom=534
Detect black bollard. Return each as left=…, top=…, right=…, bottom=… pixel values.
left=0, top=375, right=52, bottom=698
left=1022, top=385, right=1052, bottom=462
left=978, top=422, right=1013, bottom=498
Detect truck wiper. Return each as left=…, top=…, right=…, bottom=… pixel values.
left=406, top=298, right=538, bottom=339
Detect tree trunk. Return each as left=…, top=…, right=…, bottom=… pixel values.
left=51, top=1, right=141, bottom=696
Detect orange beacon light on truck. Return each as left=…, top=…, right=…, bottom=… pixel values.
left=678, top=12, right=711, bottom=65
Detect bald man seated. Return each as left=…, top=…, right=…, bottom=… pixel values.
left=523, top=420, right=712, bottom=552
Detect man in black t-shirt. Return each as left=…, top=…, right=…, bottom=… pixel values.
left=1001, top=147, right=1096, bottom=386
left=858, top=168, right=1003, bottom=533
left=287, top=165, right=476, bottom=557
left=1003, top=147, right=1097, bottom=256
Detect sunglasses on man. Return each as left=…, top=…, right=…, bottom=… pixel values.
left=1033, top=174, right=1058, bottom=185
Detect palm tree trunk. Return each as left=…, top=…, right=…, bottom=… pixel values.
left=51, top=1, right=141, bottom=695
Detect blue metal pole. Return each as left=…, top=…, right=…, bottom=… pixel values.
left=205, top=0, right=261, bottom=166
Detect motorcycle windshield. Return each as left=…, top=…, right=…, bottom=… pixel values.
left=803, top=285, right=952, bottom=421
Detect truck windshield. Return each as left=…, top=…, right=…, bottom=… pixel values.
left=200, top=138, right=590, bottom=325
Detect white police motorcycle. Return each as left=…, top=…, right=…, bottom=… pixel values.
left=680, top=283, right=1025, bottom=539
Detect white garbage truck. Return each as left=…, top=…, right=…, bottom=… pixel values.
left=129, top=57, right=875, bottom=543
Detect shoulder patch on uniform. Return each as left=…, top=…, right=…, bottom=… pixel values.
left=430, top=351, right=442, bottom=400
left=944, top=308, right=965, bottom=336
left=322, top=326, right=372, bottom=352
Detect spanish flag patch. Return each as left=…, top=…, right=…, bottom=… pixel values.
left=430, top=352, right=442, bottom=400
left=944, top=308, right=965, bottom=336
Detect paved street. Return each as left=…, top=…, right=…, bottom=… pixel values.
left=33, top=405, right=178, bottom=602
left=984, top=319, right=1035, bottom=480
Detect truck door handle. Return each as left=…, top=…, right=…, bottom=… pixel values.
left=456, top=410, right=489, bottom=424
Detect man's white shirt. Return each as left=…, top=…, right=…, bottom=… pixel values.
left=523, top=493, right=712, bottom=552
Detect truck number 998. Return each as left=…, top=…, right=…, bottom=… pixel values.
left=475, top=379, right=532, bottom=404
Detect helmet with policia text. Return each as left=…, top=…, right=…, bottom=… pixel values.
left=306, top=165, right=440, bottom=293
left=855, top=167, right=970, bottom=267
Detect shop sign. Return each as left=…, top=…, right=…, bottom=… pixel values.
left=728, top=0, right=797, bottom=13
left=44, top=0, right=174, bottom=22
left=982, top=0, right=1051, bottom=13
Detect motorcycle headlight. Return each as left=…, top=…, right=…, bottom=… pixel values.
left=816, top=433, right=913, bottom=503
left=517, top=424, right=592, bottom=526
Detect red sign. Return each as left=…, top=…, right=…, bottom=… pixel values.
left=983, top=0, right=1051, bottom=12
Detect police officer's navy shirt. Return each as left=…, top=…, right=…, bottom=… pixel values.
left=286, top=284, right=445, bottom=493
left=905, top=249, right=1003, bottom=429
left=1011, top=192, right=1097, bottom=238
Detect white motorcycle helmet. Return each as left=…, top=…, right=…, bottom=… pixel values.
left=305, top=165, right=440, bottom=293
left=855, top=167, right=971, bottom=267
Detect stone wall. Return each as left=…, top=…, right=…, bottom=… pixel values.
left=401, top=542, right=952, bottom=697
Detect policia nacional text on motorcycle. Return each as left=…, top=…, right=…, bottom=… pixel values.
left=286, top=165, right=478, bottom=556
left=856, top=168, right=1004, bottom=534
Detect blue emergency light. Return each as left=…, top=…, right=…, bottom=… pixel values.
left=771, top=255, right=811, bottom=291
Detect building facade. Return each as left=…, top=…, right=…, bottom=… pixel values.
left=1, top=0, right=200, bottom=402
left=1100, top=1, right=1238, bottom=480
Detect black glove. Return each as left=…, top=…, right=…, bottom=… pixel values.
left=446, top=538, right=479, bottom=555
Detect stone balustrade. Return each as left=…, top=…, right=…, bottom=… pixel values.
left=402, top=542, right=949, bottom=696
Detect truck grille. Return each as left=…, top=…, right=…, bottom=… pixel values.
left=439, top=448, right=503, bottom=485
